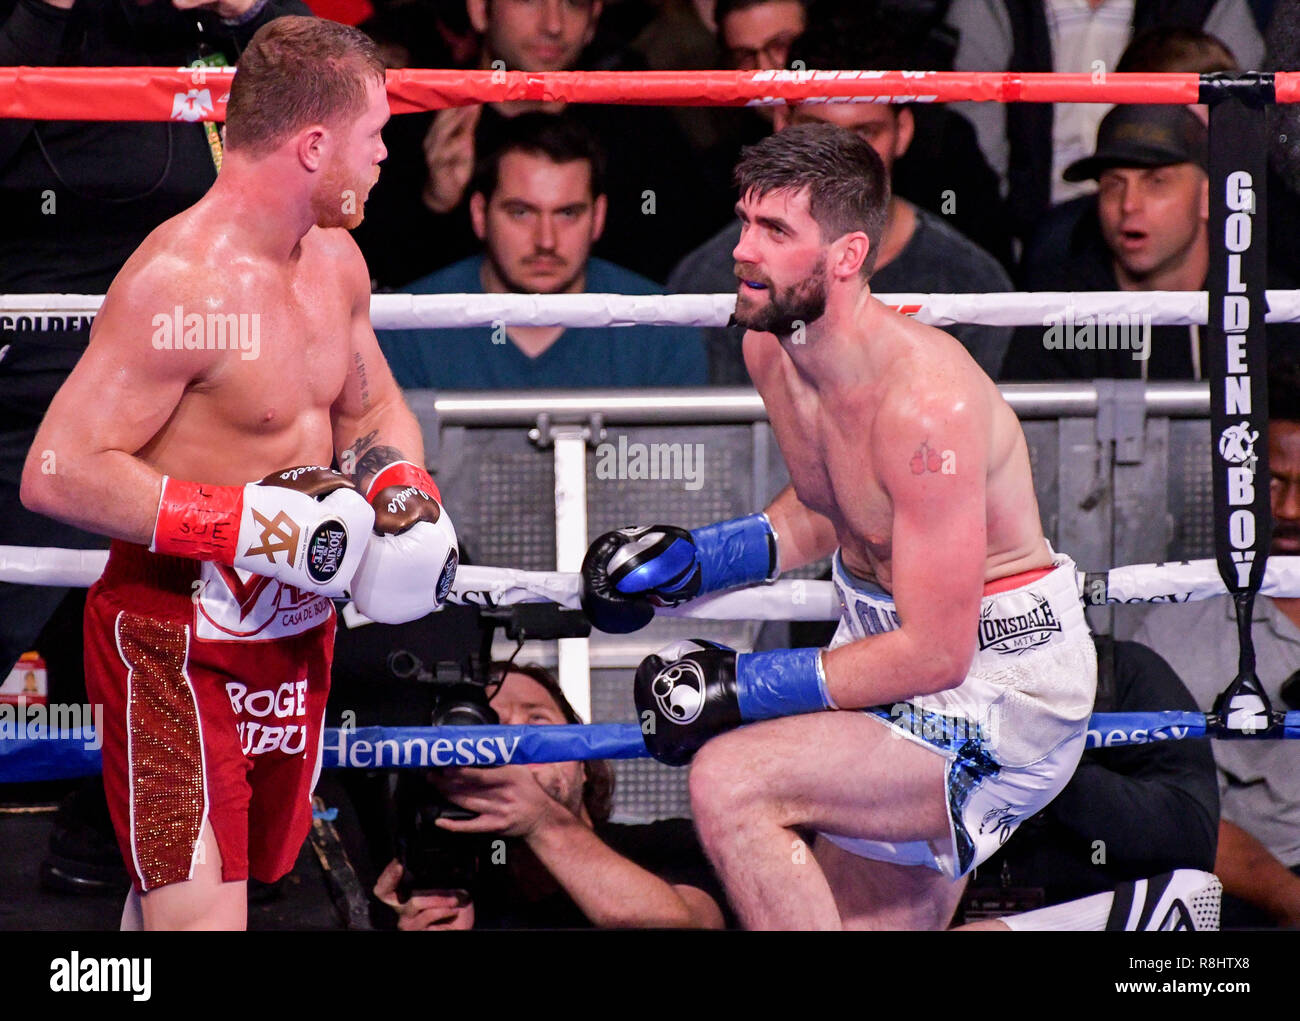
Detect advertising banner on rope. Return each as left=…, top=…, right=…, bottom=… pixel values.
left=1207, top=93, right=1272, bottom=594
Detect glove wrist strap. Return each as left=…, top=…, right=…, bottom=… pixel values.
left=690, top=512, right=778, bottom=595
left=150, top=476, right=243, bottom=562
left=365, top=460, right=440, bottom=503
left=736, top=647, right=835, bottom=721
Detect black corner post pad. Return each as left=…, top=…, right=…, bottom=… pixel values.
left=1204, top=91, right=1273, bottom=734
left=1198, top=71, right=1276, bottom=108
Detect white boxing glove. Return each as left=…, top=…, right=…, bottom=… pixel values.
left=350, top=462, right=459, bottom=624
left=151, top=466, right=375, bottom=598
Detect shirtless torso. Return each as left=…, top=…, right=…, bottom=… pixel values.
left=135, top=213, right=354, bottom=483
left=18, top=60, right=429, bottom=930
left=600, top=125, right=1097, bottom=929
left=24, top=186, right=414, bottom=548
left=745, top=292, right=1050, bottom=592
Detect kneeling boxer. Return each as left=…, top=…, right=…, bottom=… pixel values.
left=20, top=20, right=456, bottom=930
left=583, top=124, right=1098, bottom=930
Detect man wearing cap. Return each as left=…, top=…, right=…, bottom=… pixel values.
left=1000, top=104, right=1215, bottom=380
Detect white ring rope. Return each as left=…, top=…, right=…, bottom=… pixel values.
left=4, top=545, right=1300, bottom=620
left=6, top=290, right=1300, bottom=329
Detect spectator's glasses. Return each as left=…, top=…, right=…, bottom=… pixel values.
left=729, top=33, right=802, bottom=71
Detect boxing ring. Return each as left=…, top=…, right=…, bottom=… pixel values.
left=2, top=65, right=1298, bottom=822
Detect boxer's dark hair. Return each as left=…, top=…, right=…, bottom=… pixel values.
left=492, top=662, right=614, bottom=823
left=471, top=113, right=607, bottom=202
left=226, top=17, right=385, bottom=155
left=1269, top=360, right=1300, bottom=424
left=734, top=121, right=891, bottom=276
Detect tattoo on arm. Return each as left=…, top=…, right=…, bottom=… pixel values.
left=909, top=440, right=956, bottom=476
left=340, top=432, right=408, bottom=491
left=354, top=351, right=372, bottom=414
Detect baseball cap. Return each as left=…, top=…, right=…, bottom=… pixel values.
left=1063, top=104, right=1209, bottom=182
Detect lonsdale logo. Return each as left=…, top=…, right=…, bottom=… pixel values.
left=977, top=595, right=1062, bottom=655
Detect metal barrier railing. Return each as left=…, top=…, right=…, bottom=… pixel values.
left=405, top=382, right=1216, bottom=717
left=411, top=381, right=1213, bottom=426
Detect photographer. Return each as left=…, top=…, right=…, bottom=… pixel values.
left=374, top=664, right=727, bottom=930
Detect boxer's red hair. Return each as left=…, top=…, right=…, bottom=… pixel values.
left=225, top=16, right=385, bottom=156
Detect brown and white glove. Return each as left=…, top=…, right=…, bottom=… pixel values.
left=150, top=466, right=374, bottom=598
left=349, top=461, right=459, bottom=624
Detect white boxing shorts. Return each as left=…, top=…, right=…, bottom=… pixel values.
left=820, top=544, right=1096, bottom=879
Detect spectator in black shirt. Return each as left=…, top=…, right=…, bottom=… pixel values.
left=374, top=664, right=727, bottom=929
left=1002, top=103, right=1212, bottom=380
left=1003, top=96, right=1300, bottom=380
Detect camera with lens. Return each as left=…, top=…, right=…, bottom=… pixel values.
left=393, top=657, right=497, bottom=898
left=393, top=603, right=589, bottom=897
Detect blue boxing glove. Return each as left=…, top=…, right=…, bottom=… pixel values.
left=634, top=641, right=835, bottom=765
left=581, top=513, right=778, bottom=634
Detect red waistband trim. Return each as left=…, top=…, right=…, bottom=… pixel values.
left=982, top=565, right=1055, bottom=597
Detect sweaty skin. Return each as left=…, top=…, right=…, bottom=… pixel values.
left=18, top=73, right=418, bottom=931
left=683, top=181, right=1065, bottom=930
left=21, top=78, right=418, bottom=543
left=736, top=188, right=1051, bottom=709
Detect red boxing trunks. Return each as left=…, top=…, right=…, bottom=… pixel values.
left=84, top=540, right=335, bottom=891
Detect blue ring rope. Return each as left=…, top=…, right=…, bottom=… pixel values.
left=3, top=712, right=1299, bottom=783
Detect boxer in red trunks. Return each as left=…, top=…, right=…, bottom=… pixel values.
left=20, top=19, right=456, bottom=930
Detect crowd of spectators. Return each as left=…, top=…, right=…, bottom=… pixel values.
left=328, top=0, right=1300, bottom=386
left=5, top=0, right=1297, bottom=392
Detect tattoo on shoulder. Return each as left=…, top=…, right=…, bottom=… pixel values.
left=909, top=440, right=957, bottom=476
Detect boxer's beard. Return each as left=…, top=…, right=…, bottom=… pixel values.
left=733, top=261, right=829, bottom=337
left=312, top=158, right=374, bottom=230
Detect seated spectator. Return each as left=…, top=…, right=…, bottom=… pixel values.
left=354, top=0, right=727, bottom=287
left=945, top=0, right=1264, bottom=245
left=685, top=0, right=810, bottom=289
left=1002, top=103, right=1211, bottom=379
left=356, top=1, right=477, bottom=69
left=623, top=0, right=742, bottom=154
left=958, top=635, right=1219, bottom=920
left=1131, top=362, right=1300, bottom=928
left=718, top=0, right=808, bottom=96
left=374, top=664, right=727, bottom=929
left=1018, top=25, right=1240, bottom=286
left=377, top=113, right=708, bottom=389
left=1003, top=101, right=1300, bottom=379
left=669, top=16, right=1014, bottom=383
